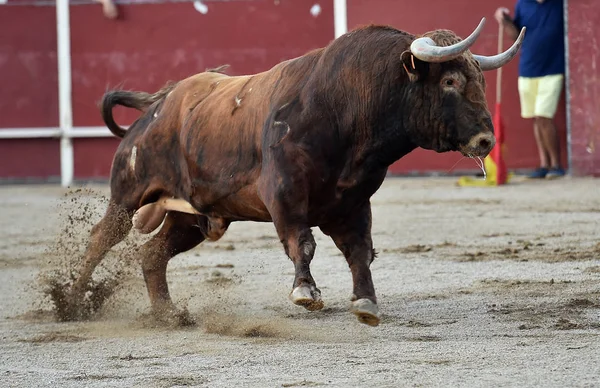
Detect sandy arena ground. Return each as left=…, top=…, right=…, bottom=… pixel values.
left=0, top=176, right=599, bottom=387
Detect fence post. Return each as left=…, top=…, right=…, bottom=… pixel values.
left=563, top=0, right=571, bottom=173
left=56, top=0, right=74, bottom=187
left=334, top=0, right=347, bottom=38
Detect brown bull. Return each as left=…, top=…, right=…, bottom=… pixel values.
left=64, top=18, right=524, bottom=326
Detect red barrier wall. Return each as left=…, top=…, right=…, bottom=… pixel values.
left=0, top=5, right=60, bottom=180
left=1, top=0, right=596, bottom=180
left=567, top=0, right=600, bottom=176
left=0, top=0, right=334, bottom=180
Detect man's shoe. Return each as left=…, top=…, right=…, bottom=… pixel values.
left=527, top=167, right=548, bottom=179
left=546, top=167, right=566, bottom=179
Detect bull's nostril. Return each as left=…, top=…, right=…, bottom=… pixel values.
left=479, top=138, right=491, bottom=150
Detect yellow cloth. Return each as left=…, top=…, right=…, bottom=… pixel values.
left=456, top=152, right=514, bottom=187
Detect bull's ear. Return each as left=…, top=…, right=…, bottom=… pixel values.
left=401, top=50, right=428, bottom=82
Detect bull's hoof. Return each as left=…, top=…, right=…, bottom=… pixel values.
left=151, top=304, right=197, bottom=328
left=350, top=298, right=380, bottom=326
left=44, top=280, right=94, bottom=322
left=289, top=285, right=324, bottom=311
left=55, top=298, right=86, bottom=322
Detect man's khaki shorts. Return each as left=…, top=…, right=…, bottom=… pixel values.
left=517, top=74, right=564, bottom=119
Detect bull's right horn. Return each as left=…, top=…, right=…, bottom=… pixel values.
left=410, top=17, right=486, bottom=63
left=473, top=27, right=526, bottom=71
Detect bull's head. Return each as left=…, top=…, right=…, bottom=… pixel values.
left=401, top=18, right=525, bottom=158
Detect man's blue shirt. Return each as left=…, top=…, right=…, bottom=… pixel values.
left=513, top=0, right=565, bottom=78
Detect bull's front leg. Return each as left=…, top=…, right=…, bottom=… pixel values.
left=258, top=173, right=323, bottom=311
left=320, top=202, right=380, bottom=326
left=283, top=226, right=323, bottom=311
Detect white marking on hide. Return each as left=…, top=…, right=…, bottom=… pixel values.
left=310, top=4, right=321, bottom=17
left=274, top=121, right=291, bottom=134
left=304, top=244, right=312, bottom=256
left=167, top=91, right=173, bottom=98
left=234, top=96, right=242, bottom=106
left=351, top=298, right=379, bottom=316
left=153, top=112, right=158, bottom=118
left=289, top=284, right=324, bottom=310
left=193, top=0, right=208, bottom=14
left=129, top=146, right=137, bottom=172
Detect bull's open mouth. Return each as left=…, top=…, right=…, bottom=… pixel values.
left=462, top=153, right=487, bottom=176
left=460, top=150, right=490, bottom=158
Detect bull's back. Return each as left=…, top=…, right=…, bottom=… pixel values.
left=178, top=51, right=323, bottom=177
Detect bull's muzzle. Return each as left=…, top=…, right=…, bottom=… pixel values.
left=461, top=132, right=496, bottom=158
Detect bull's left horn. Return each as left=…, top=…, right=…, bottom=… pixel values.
left=410, top=18, right=486, bottom=63
left=473, top=27, right=526, bottom=71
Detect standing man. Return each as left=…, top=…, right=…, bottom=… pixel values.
left=495, top=0, right=566, bottom=179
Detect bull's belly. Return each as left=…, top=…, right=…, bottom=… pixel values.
left=190, top=183, right=272, bottom=222
left=187, top=166, right=387, bottom=225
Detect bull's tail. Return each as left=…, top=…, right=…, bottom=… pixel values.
left=100, top=82, right=178, bottom=138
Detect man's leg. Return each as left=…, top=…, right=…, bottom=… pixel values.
left=535, top=117, right=561, bottom=167
left=534, top=74, right=565, bottom=178
left=533, top=118, right=550, bottom=169
left=518, top=77, right=548, bottom=178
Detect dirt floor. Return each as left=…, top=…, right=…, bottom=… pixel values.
left=0, top=175, right=599, bottom=387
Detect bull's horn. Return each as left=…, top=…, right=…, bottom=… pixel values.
left=473, top=27, right=526, bottom=71
left=410, top=17, right=486, bottom=63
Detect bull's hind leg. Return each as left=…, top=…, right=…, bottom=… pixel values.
left=320, top=202, right=380, bottom=326
left=135, top=211, right=209, bottom=323
left=65, top=200, right=132, bottom=319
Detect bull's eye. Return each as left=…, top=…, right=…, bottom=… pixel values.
left=445, top=79, right=454, bottom=87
